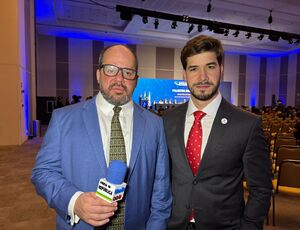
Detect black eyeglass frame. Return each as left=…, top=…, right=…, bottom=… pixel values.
left=99, top=64, right=138, bottom=80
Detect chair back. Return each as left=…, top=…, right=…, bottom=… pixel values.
left=273, top=138, right=297, bottom=157
left=276, top=159, right=300, bottom=192
left=275, top=146, right=300, bottom=173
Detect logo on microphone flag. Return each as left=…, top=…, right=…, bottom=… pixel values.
left=96, top=178, right=127, bottom=203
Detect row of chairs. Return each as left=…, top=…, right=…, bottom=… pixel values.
left=243, top=155, right=300, bottom=226
left=263, top=130, right=300, bottom=226
left=245, top=114, right=300, bottom=226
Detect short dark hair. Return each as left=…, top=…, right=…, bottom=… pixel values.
left=98, top=44, right=138, bottom=72
left=181, top=35, right=224, bottom=70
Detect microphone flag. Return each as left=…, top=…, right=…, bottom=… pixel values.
left=96, top=160, right=127, bottom=203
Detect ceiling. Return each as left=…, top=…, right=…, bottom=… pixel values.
left=35, top=0, right=300, bottom=55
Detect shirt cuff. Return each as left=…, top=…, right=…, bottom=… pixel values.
left=68, top=191, right=83, bottom=226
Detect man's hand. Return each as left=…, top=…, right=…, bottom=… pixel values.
left=74, top=192, right=117, bottom=227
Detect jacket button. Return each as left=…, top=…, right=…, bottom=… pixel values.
left=186, top=204, right=190, bottom=209
left=193, top=180, right=198, bottom=185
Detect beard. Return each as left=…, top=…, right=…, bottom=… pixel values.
left=99, top=82, right=131, bottom=106
left=188, top=79, right=220, bottom=101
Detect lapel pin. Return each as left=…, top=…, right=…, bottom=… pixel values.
left=221, top=118, right=228, bottom=125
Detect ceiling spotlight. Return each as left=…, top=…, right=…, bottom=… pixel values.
left=142, top=15, right=148, bottom=24
left=269, top=34, right=279, bottom=42
left=171, top=21, right=177, bottom=29
left=188, top=24, right=194, bottom=33
left=268, top=10, right=273, bottom=24
left=154, top=18, right=159, bottom=29
left=295, top=39, right=300, bottom=45
left=268, top=34, right=280, bottom=42
left=232, top=30, right=239, bottom=37
left=207, top=0, right=212, bottom=13
left=224, top=29, right=229, bottom=36
left=197, top=25, right=203, bottom=32
left=258, top=34, right=264, bottom=40
left=245, top=32, right=252, bottom=39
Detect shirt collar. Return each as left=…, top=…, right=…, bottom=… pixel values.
left=96, top=91, right=133, bottom=115
left=187, top=91, right=222, bottom=118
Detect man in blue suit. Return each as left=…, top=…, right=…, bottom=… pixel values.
left=31, top=44, right=172, bottom=229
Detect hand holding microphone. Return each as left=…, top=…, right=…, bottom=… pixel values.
left=96, top=160, right=127, bottom=203
left=74, top=160, right=127, bottom=227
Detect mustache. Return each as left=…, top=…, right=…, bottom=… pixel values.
left=192, top=81, right=213, bottom=87
left=109, top=82, right=127, bottom=91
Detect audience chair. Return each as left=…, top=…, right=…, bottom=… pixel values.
left=271, top=159, right=300, bottom=226
left=274, top=146, right=300, bottom=173
left=272, top=138, right=297, bottom=163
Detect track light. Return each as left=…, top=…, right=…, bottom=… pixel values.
left=232, top=30, right=239, bottom=37
left=245, top=32, right=251, bottom=39
left=258, top=34, right=264, bottom=40
left=154, top=18, right=159, bottom=29
left=197, top=25, right=203, bottom=32
left=224, top=29, right=229, bottom=36
left=207, top=0, right=212, bottom=13
left=268, top=34, right=280, bottom=42
left=142, top=15, right=148, bottom=24
left=116, top=5, right=300, bottom=44
left=171, top=21, right=177, bottom=29
left=268, top=10, right=273, bottom=24
left=188, top=24, right=194, bottom=33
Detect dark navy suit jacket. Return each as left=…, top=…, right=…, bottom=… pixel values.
left=163, top=98, right=272, bottom=230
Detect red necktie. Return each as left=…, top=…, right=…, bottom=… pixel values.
left=186, top=111, right=206, bottom=222
left=186, top=111, right=206, bottom=176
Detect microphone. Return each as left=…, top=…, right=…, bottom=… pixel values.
left=96, top=160, right=127, bottom=203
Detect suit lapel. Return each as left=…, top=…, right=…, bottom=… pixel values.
left=173, top=103, right=194, bottom=176
left=197, top=98, right=231, bottom=176
left=82, top=98, right=107, bottom=171
left=127, top=104, right=145, bottom=180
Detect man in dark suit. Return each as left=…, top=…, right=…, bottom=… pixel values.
left=163, top=35, right=272, bottom=230
left=32, top=44, right=172, bottom=229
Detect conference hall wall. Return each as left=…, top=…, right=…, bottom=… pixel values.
left=37, top=34, right=300, bottom=119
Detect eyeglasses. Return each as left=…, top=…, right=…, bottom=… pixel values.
left=100, top=64, right=137, bottom=80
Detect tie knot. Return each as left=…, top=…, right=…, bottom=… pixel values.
left=194, top=111, right=206, bottom=121
left=113, top=106, right=122, bottom=115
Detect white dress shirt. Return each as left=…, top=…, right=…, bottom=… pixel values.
left=96, top=91, right=134, bottom=167
left=184, top=91, right=222, bottom=159
left=68, top=92, right=134, bottom=225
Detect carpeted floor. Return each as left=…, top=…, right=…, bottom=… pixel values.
left=0, top=136, right=299, bottom=229
left=0, top=138, right=55, bottom=229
